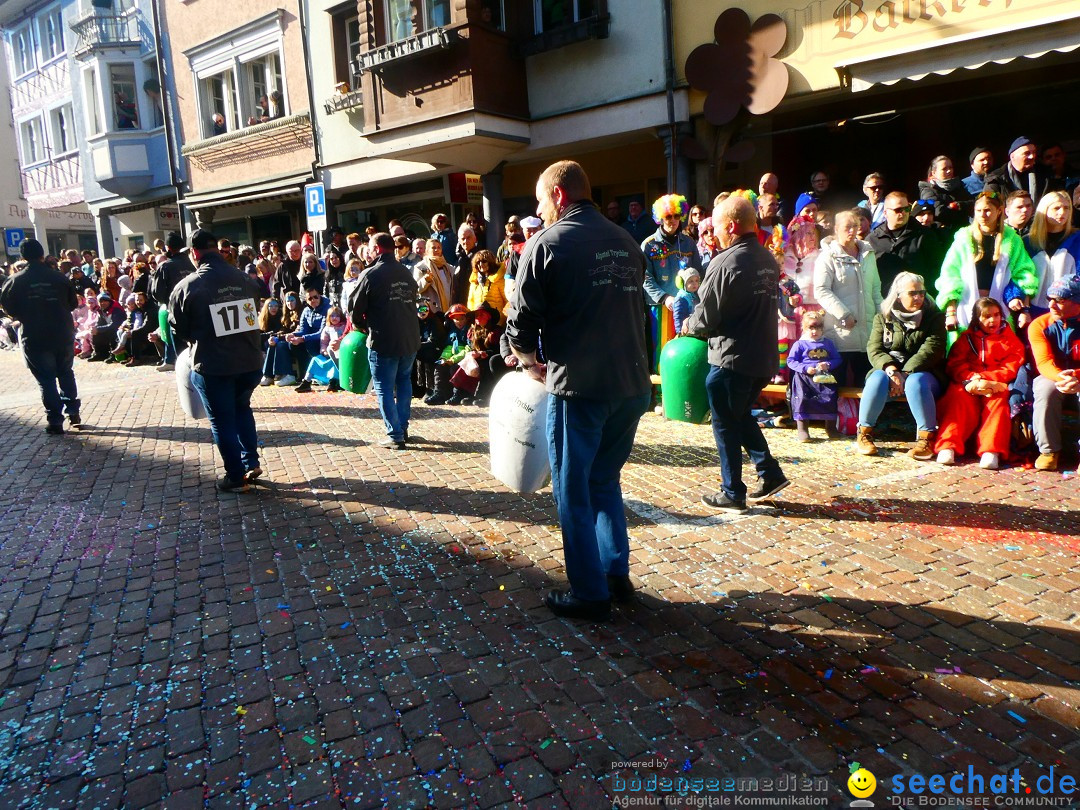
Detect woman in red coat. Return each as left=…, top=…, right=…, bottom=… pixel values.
left=934, top=297, right=1025, bottom=469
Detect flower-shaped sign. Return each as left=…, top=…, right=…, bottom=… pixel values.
left=684, top=8, right=789, bottom=126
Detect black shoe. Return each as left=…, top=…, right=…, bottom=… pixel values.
left=461, top=397, right=475, bottom=406
left=294, top=380, right=312, bottom=393
left=379, top=437, right=406, bottom=450
left=104, top=356, right=117, bottom=364
left=607, top=575, right=634, bottom=604
left=87, top=355, right=105, bottom=362
left=545, top=590, right=611, bottom=621
left=747, top=477, right=790, bottom=502
left=244, top=467, right=263, bottom=483
left=424, top=393, right=448, bottom=405
left=447, top=393, right=466, bottom=406
left=701, top=492, right=748, bottom=513
left=216, top=476, right=250, bottom=493
left=473, top=398, right=489, bottom=408
left=325, top=379, right=341, bottom=393
left=45, top=424, right=64, bottom=436
left=68, top=414, right=82, bottom=430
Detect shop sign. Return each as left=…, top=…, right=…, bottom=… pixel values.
left=157, top=207, right=180, bottom=230
left=448, top=173, right=483, bottom=205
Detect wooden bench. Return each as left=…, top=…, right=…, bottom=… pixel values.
left=649, top=376, right=866, bottom=400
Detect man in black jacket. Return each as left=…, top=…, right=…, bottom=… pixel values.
left=349, top=233, right=422, bottom=450
left=507, top=160, right=651, bottom=621
left=984, top=136, right=1063, bottom=201
left=272, top=240, right=303, bottom=301
left=868, top=191, right=944, bottom=291
left=0, top=239, right=80, bottom=434
left=683, top=197, right=789, bottom=513
left=148, top=231, right=194, bottom=371
left=170, top=229, right=266, bottom=492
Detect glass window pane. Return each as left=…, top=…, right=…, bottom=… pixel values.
left=429, top=0, right=450, bottom=27
left=387, top=0, right=414, bottom=42
left=479, top=1, right=503, bottom=29
left=110, top=63, right=139, bottom=129
left=85, top=69, right=102, bottom=135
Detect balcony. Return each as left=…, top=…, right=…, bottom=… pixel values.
left=21, top=155, right=84, bottom=209
left=181, top=112, right=314, bottom=171
left=70, top=11, right=146, bottom=60
left=87, top=131, right=161, bottom=197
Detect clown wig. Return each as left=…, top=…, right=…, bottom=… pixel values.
left=652, top=194, right=690, bottom=225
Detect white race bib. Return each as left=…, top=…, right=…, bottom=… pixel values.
left=209, top=298, right=258, bottom=338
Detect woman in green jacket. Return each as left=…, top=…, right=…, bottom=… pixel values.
left=856, top=272, right=948, bottom=461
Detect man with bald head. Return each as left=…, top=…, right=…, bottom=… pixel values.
left=683, top=197, right=789, bottom=512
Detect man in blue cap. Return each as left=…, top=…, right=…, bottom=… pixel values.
left=0, top=239, right=81, bottom=434
left=984, top=137, right=1063, bottom=200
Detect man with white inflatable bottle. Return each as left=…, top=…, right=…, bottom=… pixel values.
left=169, top=229, right=266, bottom=492
left=506, top=160, right=651, bottom=622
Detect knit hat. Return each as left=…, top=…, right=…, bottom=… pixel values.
left=97, top=291, right=112, bottom=302
left=677, top=266, right=700, bottom=286
left=794, top=192, right=818, bottom=216
left=1008, top=136, right=1033, bottom=155
left=969, top=146, right=991, bottom=165
left=1046, top=276, right=1080, bottom=303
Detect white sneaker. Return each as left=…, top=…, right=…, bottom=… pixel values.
left=259, top=375, right=274, bottom=386
left=979, top=452, right=1000, bottom=470
left=936, top=449, right=955, bottom=465
left=275, top=374, right=297, bottom=387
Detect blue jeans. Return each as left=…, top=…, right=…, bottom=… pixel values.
left=368, top=349, right=416, bottom=441
left=262, top=341, right=293, bottom=377
left=858, top=369, right=942, bottom=433
left=190, top=369, right=262, bottom=480
left=24, top=344, right=79, bottom=427
left=163, top=326, right=176, bottom=364
left=547, top=393, right=650, bottom=602
left=705, top=366, right=784, bottom=501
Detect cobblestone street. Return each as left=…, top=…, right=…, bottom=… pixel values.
left=0, top=349, right=1076, bottom=810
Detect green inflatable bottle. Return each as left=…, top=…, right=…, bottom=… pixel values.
left=158, top=305, right=171, bottom=344
left=338, top=331, right=371, bottom=394
left=659, top=336, right=710, bottom=423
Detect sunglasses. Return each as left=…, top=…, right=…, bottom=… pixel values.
left=886, top=207, right=908, bottom=214
left=866, top=186, right=883, bottom=192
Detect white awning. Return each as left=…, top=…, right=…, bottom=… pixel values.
left=836, top=13, right=1080, bottom=92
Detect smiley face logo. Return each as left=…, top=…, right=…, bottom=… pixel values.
left=847, top=766, right=876, bottom=798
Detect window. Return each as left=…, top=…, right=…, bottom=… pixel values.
left=479, top=1, right=504, bottom=30
left=533, top=0, right=597, bottom=33
left=385, top=0, right=451, bottom=42
left=19, top=117, right=46, bottom=165
left=12, top=24, right=35, bottom=76
left=143, top=59, right=164, bottom=128
left=50, top=105, right=74, bottom=154
left=189, top=14, right=288, bottom=139
left=109, top=63, right=139, bottom=129
left=330, top=11, right=362, bottom=87
left=84, top=67, right=103, bottom=135
left=346, top=16, right=361, bottom=75
left=39, top=7, right=65, bottom=62
left=243, top=52, right=282, bottom=123
left=199, top=70, right=239, bottom=136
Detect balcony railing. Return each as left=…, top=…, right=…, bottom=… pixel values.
left=357, top=27, right=452, bottom=74
left=181, top=112, right=314, bottom=171
left=323, top=88, right=364, bottom=117
left=70, top=11, right=143, bottom=59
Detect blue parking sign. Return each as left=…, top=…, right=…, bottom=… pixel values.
left=305, top=183, right=327, bottom=232
left=4, top=228, right=25, bottom=255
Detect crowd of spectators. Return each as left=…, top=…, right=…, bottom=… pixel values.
left=1, top=133, right=1077, bottom=471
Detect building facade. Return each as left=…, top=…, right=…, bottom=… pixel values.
left=158, top=0, right=317, bottom=248
left=1, top=0, right=97, bottom=256
left=306, top=0, right=680, bottom=246
left=68, top=0, right=177, bottom=255
left=673, top=0, right=1080, bottom=208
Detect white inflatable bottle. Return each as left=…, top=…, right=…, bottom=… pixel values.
left=175, top=347, right=207, bottom=420
left=489, top=370, right=550, bottom=493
